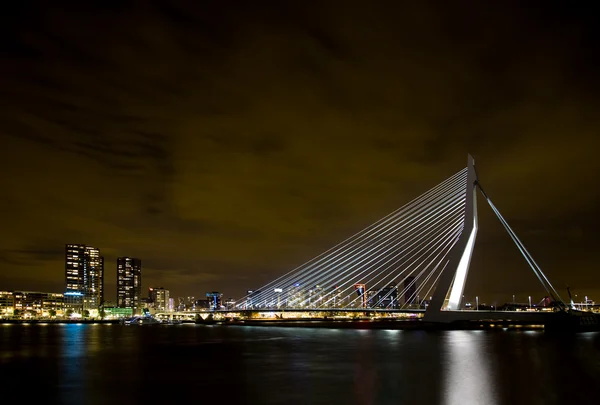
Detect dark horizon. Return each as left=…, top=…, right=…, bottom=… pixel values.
left=1, top=1, right=599, bottom=303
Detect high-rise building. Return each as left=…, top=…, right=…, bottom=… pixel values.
left=117, top=257, right=142, bottom=314
left=148, top=287, right=169, bottom=311
left=65, top=244, right=104, bottom=312
left=404, top=276, right=417, bottom=306
left=84, top=246, right=104, bottom=311
left=65, top=244, right=85, bottom=294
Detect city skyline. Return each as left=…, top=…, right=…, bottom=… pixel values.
left=0, top=240, right=586, bottom=309
left=1, top=2, right=599, bottom=303
left=4, top=243, right=206, bottom=306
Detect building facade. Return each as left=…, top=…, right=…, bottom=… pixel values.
left=65, top=244, right=104, bottom=313
left=224, top=298, right=236, bottom=310
left=206, top=292, right=223, bottom=310
left=84, top=246, right=104, bottom=311
left=403, top=276, right=417, bottom=307
left=148, top=287, right=169, bottom=311
left=0, top=291, right=14, bottom=318
left=376, top=284, right=398, bottom=308
left=103, top=306, right=133, bottom=319
left=117, top=257, right=142, bottom=314
left=245, top=290, right=259, bottom=309
left=13, top=291, right=64, bottom=317
left=354, top=284, right=367, bottom=308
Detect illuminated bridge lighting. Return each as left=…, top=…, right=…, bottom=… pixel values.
left=235, top=154, right=568, bottom=326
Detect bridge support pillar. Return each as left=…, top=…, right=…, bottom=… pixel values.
left=424, top=154, right=478, bottom=322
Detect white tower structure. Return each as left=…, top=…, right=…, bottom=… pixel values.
left=424, top=154, right=478, bottom=321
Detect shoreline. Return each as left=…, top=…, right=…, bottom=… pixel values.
left=3, top=318, right=599, bottom=333
left=198, top=319, right=549, bottom=331
left=1, top=319, right=122, bottom=324
left=0, top=318, right=542, bottom=330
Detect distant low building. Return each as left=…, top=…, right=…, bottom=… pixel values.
left=148, top=287, right=169, bottom=311
left=245, top=290, right=260, bottom=309
left=138, top=297, right=151, bottom=311
left=366, top=290, right=377, bottom=308
left=376, top=285, right=398, bottom=309
left=354, top=284, right=367, bottom=308
left=224, top=298, right=235, bottom=310
left=403, top=276, right=417, bottom=307
left=0, top=291, right=15, bottom=318
left=195, top=299, right=210, bottom=310
left=206, top=292, right=223, bottom=310
left=12, top=291, right=64, bottom=318
left=103, top=306, right=133, bottom=319
left=177, top=297, right=185, bottom=311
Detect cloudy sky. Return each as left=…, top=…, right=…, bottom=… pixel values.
left=1, top=1, right=599, bottom=304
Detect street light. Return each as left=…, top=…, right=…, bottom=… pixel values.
left=528, top=296, right=532, bottom=309
left=476, top=296, right=479, bottom=311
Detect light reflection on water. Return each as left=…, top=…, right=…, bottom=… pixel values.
left=0, top=325, right=599, bottom=405
left=443, top=331, right=498, bottom=405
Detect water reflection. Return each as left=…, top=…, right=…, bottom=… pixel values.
left=59, top=324, right=86, bottom=405
left=354, top=330, right=376, bottom=405
left=1, top=325, right=600, bottom=405
left=443, top=331, right=499, bottom=405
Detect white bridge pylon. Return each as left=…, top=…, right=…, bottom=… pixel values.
left=423, top=154, right=477, bottom=321
left=236, top=154, right=563, bottom=320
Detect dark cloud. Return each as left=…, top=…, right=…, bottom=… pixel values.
left=0, top=1, right=599, bottom=302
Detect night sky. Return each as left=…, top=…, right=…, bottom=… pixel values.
left=1, top=1, right=599, bottom=305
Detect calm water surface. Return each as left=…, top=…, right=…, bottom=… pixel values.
left=1, top=324, right=600, bottom=404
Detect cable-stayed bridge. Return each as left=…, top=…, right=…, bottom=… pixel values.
left=228, top=155, right=598, bottom=331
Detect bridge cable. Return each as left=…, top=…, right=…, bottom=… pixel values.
left=312, top=192, right=466, bottom=308
left=342, top=217, right=464, bottom=309
left=255, top=177, right=466, bottom=308
left=373, top=225, right=463, bottom=309
left=236, top=168, right=467, bottom=307
left=241, top=169, right=467, bottom=308
left=308, top=186, right=466, bottom=308
left=475, top=181, right=565, bottom=307
left=348, top=213, right=465, bottom=308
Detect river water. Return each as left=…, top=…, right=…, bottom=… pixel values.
left=1, top=324, right=599, bottom=404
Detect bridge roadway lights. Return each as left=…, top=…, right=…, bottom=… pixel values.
left=205, top=309, right=425, bottom=321
left=156, top=309, right=592, bottom=331
left=154, top=312, right=197, bottom=321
